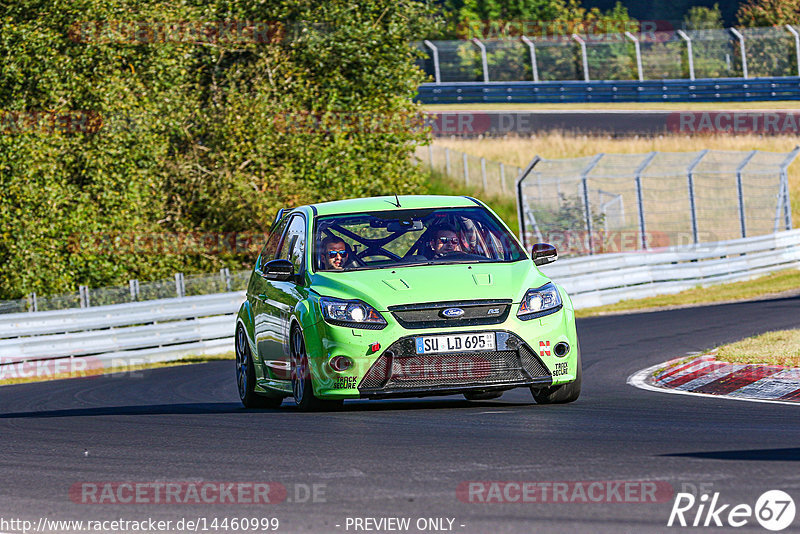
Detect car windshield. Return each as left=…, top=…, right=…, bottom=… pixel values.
left=314, top=207, right=526, bottom=272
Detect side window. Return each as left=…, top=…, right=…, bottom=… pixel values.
left=258, top=215, right=290, bottom=269
left=277, top=215, right=306, bottom=274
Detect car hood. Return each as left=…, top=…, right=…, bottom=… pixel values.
left=309, top=261, right=550, bottom=311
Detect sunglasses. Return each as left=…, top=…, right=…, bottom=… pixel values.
left=437, top=237, right=459, bottom=245
left=327, top=250, right=347, bottom=258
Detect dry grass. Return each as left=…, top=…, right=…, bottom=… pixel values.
left=433, top=133, right=800, bottom=226
left=575, top=269, right=800, bottom=318
left=716, top=329, right=800, bottom=367
left=0, top=353, right=234, bottom=386
left=423, top=101, right=800, bottom=111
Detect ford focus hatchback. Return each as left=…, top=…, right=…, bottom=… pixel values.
left=235, top=195, right=580, bottom=410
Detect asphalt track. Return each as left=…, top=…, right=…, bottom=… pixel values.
left=1, top=295, right=800, bottom=533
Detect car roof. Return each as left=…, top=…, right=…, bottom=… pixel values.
left=309, top=195, right=481, bottom=217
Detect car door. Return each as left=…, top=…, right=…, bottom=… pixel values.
left=271, top=214, right=309, bottom=365
left=254, top=213, right=307, bottom=381
left=251, top=215, right=291, bottom=383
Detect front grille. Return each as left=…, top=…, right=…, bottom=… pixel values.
left=358, top=331, right=551, bottom=395
left=388, top=300, right=512, bottom=329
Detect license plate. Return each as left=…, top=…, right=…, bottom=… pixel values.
left=415, top=332, right=496, bottom=355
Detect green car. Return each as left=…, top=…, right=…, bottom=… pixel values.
left=235, top=195, right=580, bottom=411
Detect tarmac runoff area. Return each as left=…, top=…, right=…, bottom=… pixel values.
left=629, top=353, right=800, bottom=406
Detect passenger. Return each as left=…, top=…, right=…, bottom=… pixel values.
left=321, top=236, right=349, bottom=270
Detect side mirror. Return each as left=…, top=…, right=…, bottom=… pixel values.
left=531, top=243, right=558, bottom=266
left=262, top=259, right=295, bottom=281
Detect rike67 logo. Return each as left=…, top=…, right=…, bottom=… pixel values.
left=668, top=490, right=795, bottom=531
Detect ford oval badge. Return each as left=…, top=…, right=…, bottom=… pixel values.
left=441, top=307, right=465, bottom=318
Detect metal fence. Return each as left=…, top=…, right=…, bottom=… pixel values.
left=0, top=268, right=251, bottom=315
left=417, top=25, right=800, bottom=83
left=416, top=144, right=521, bottom=197
left=516, top=148, right=799, bottom=256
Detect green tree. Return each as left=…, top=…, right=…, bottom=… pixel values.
left=0, top=0, right=439, bottom=300
left=737, top=0, right=800, bottom=26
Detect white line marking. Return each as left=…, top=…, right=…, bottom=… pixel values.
left=627, top=361, right=800, bottom=407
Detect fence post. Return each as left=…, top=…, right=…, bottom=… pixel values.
left=580, top=154, right=604, bottom=255
left=175, top=273, right=185, bottom=298
left=729, top=28, right=748, bottom=79
left=634, top=152, right=657, bottom=250
left=521, top=36, right=540, bottom=82
left=625, top=31, right=644, bottom=81
left=787, top=25, right=800, bottom=76
left=500, top=162, right=506, bottom=192
left=686, top=150, right=708, bottom=245
left=220, top=268, right=232, bottom=292
left=463, top=152, right=469, bottom=185
left=28, top=292, right=37, bottom=313
left=79, top=285, right=90, bottom=308
left=677, top=30, right=695, bottom=80
left=423, top=40, right=441, bottom=84
left=572, top=34, right=590, bottom=81
left=428, top=144, right=434, bottom=170
left=779, top=145, right=800, bottom=230
left=736, top=150, right=758, bottom=238
left=516, top=156, right=542, bottom=249
left=445, top=147, right=451, bottom=176
left=472, top=38, right=489, bottom=82
left=480, top=157, right=488, bottom=191
left=129, top=279, right=140, bottom=301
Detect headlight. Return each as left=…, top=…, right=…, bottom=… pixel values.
left=319, top=297, right=387, bottom=329
left=517, top=282, right=562, bottom=320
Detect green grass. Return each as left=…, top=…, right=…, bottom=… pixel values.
left=576, top=269, right=800, bottom=318
left=423, top=101, right=800, bottom=111
left=715, top=329, right=800, bottom=367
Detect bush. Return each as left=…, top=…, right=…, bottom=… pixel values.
left=0, top=0, right=438, bottom=299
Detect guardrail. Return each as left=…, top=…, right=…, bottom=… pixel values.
left=540, top=229, right=800, bottom=308
left=416, top=77, right=800, bottom=104
left=0, top=292, right=244, bottom=379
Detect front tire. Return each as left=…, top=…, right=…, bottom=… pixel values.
left=236, top=324, right=283, bottom=409
left=531, top=341, right=582, bottom=404
left=290, top=326, right=343, bottom=412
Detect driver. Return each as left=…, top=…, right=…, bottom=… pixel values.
left=321, top=236, right=350, bottom=270
left=429, top=228, right=462, bottom=258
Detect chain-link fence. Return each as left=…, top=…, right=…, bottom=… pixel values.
left=417, top=25, right=800, bottom=82
left=416, top=144, right=522, bottom=197
left=517, top=148, right=799, bottom=256
left=0, top=268, right=250, bottom=314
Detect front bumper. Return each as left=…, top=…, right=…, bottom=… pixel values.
left=305, top=299, right=578, bottom=400
left=357, top=331, right=552, bottom=398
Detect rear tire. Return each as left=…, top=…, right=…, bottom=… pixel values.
left=291, top=326, right=343, bottom=412
left=236, top=324, right=283, bottom=409
left=531, top=341, right=582, bottom=404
